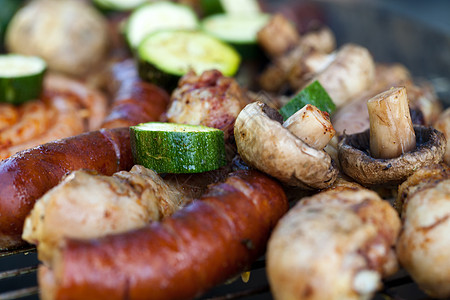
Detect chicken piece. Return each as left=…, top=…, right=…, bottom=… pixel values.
left=166, top=69, right=248, bottom=139
left=267, top=186, right=401, bottom=300
left=396, top=164, right=450, bottom=298
left=434, top=108, right=450, bottom=165
left=0, top=73, right=108, bottom=160
left=22, top=165, right=189, bottom=265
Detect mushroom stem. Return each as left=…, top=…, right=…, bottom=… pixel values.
left=283, top=104, right=335, bottom=150
left=367, top=87, right=416, bottom=159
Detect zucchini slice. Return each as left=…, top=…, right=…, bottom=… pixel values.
left=93, top=0, right=147, bottom=12
left=126, top=1, right=199, bottom=49
left=0, top=0, right=25, bottom=52
left=279, top=80, right=336, bottom=121
left=130, top=122, right=227, bottom=174
left=201, top=0, right=262, bottom=16
left=201, top=13, right=270, bottom=58
left=138, top=29, right=241, bottom=91
left=0, top=54, right=46, bottom=105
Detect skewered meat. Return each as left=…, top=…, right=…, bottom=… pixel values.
left=267, top=185, right=401, bottom=300
left=38, top=170, right=289, bottom=300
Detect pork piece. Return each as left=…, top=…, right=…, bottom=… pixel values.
left=0, top=73, right=108, bottom=160
left=267, top=186, right=401, bottom=300
left=396, top=164, right=450, bottom=298
left=166, top=70, right=248, bottom=140
left=38, top=170, right=288, bottom=300
left=23, top=165, right=190, bottom=264
left=434, top=108, right=450, bottom=165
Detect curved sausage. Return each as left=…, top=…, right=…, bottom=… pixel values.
left=101, top=59, right=170, bottom=129
left=0, top=128, right=134, bottom=249
left=39, top=170, right=289, bottom=300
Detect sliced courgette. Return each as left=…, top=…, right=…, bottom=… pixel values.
left=126, top=1, right=199, bottom=49
left=201, top=0, right=262, bottom=16
left=279, top=80, right=336, bottom=121
left=93, top=0, right=148, bottom=12
left=0, top=54, right=46, bottom=105
left=130, top=122, right=227, bottom=174
left=201, top=13, right=270, bottom=59
left=138, top=29, right=241, bottom=91
left=0, top=0, right=25, bottom=52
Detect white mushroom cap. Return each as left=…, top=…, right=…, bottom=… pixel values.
left=234, top=101, right=338, bottom=189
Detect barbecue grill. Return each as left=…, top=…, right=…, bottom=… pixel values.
left=1, top=0, right=449, bottom=299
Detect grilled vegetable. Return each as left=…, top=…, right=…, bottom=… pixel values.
left=0, top=0, right=24, bottom=52
left=130, top=122, right=227, bottom=174
left=201, top=13, right=270, bottom=58
left=137, top=30, right=241, bottom=91
left=279, top=80, right=336, bottom=120
left=5, top=0, right=109, bottom=77
left=126, top=1, right=199, bottom=49
left=0, top=54, right=46, bottom=104
left=93, top=0, right=147, bottom=12
left=201, top=0, right=262, bottom=16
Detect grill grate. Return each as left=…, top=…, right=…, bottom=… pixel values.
left=0, top=247, right=437, bottom=300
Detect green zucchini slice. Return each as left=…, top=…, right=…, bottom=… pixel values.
left=126, top=1, right=199, bottom=49
left=201, top=0, right=262, bottom=16
left=138, top=29, right=241, bottom=91
left=130, top=122, right=227, bottom=174
left=93, top=0, right=147, bottom=12
left=201, top=13, right=270, bottom=58
left=0, top=54, right=46, bottom=105
left=279, top=80, right=336, bottom=121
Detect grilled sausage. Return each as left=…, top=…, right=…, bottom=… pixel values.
left=101, top=59, right=170, bottom=129
left=0, top=128, right=134, bottom=249
left=38, top=170, right=289, bottom=300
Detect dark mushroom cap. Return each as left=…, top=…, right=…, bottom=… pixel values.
left=338, top=126, right=446, bottom=186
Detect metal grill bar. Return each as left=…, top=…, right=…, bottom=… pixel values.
left=0, top=265, right=38, bottom=280
left=0, top=247, right=36, bottom=258
left=0, top=287, right=39, bottom=300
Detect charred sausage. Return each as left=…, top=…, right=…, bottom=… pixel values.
left=39, top=170, right=289, bottom=300
left=0, top=128, right=134, bottom=249
left=101, top=59, right=170, bottom=129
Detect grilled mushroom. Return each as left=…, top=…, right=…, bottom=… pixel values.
left=434, top=107, right=450, bottom=165
left=234, top=101, right=338, bottom=189
left=396, top=164, right=450, bottom=299
left=338, top=87, right=446, bottom=186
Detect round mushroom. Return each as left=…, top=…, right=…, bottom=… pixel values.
left=234, top=101, right=338, bottom=189
left=338, top=88, right=446, bottom=186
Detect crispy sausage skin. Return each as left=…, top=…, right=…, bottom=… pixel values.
left=0, top=128, right=134, bottom=249
left=101, top=59, right=170, bottom=129
left=39, top=170, right=289, bottom=300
